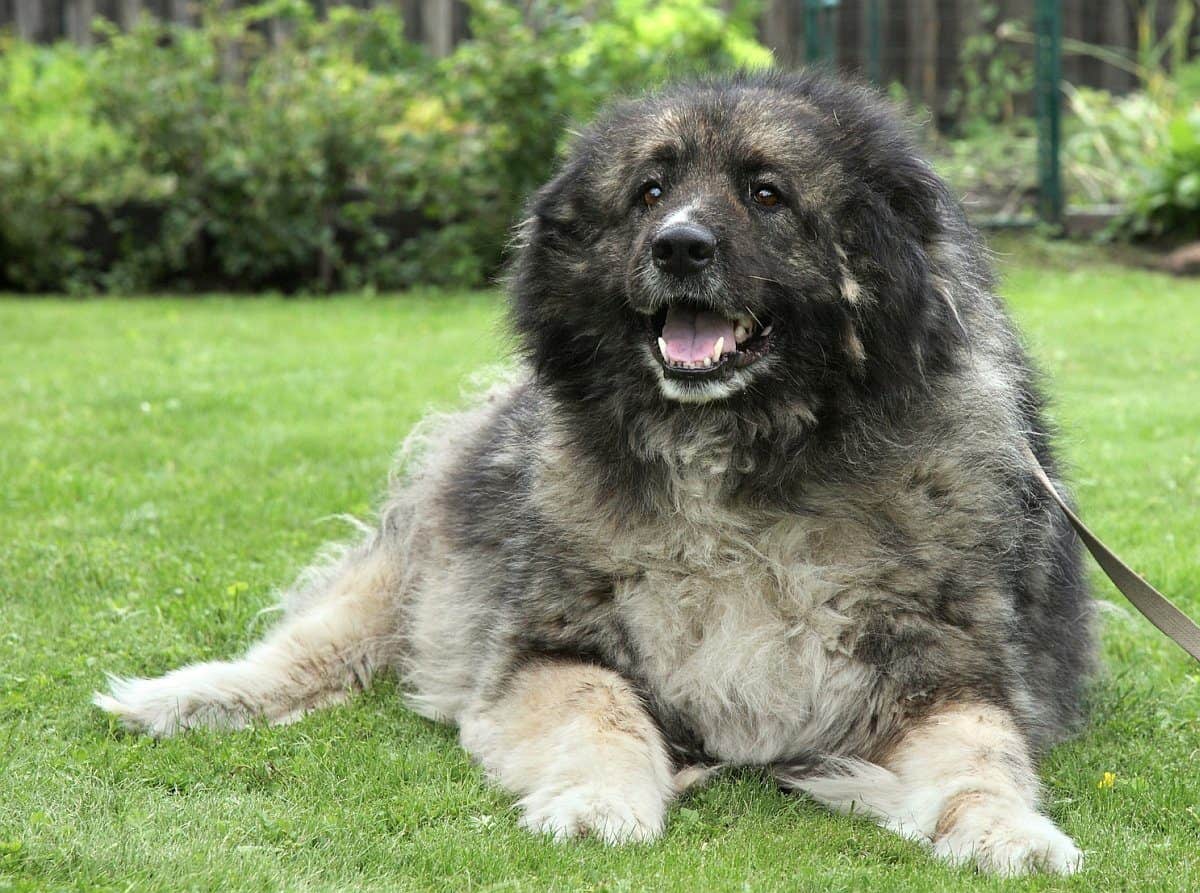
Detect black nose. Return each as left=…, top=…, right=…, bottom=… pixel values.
left=651, top=223, right=716, bottom=277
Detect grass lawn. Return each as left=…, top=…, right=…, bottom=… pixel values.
left=2, top=240, right=1198, bottom=892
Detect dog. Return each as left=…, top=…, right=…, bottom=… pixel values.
left=96, top=73, right=1095, bottom=875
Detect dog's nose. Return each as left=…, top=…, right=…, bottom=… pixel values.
left=652, top=223, right=716, bottom=277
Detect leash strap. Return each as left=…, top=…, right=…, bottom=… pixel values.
left=1025, top=445, right=1200, bottom=663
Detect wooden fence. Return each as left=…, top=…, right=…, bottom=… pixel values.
left=1, top=1, right=1193, bottom=116
left=0, top=1, right=470, bottom=53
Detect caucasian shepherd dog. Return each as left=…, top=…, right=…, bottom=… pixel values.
left=97, top=74, right=1095, bottom=875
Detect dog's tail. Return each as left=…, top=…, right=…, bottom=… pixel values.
left=94, top=539, right=401, bottom=738
left=774, top=757, right=930, bottom=840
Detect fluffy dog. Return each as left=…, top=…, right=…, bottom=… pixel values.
left=96, top=73, right=1095, bottom=875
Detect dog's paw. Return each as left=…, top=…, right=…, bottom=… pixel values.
left=933, top=796, right=1082, bottom=876
left=517, top=780, right=666, bottom=845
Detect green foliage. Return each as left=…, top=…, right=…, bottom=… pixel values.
left=931, top=123, right=1038, bottom=216
left=1009, top=0, right=1200, bottom=238
left=1062, top=85, right=1169, bottom=207
left=88, top=1, right=433, bottom=291
left=0, top=0, right=770, bottom=294
left=946, top=4, right=1033, bottom=134
left=0, top=39, right=170, bottom=291
left=1121, top=101, right=1200, bottom=240
left=1061, top=50, right=1200, bottom=240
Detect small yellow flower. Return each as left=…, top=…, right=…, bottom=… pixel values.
left=1097, top=771, right=1116, bottom=789
left=226, top=581, right=249, bottom=596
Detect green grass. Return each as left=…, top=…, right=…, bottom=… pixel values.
left=2, top=243, right=1199, bottom=891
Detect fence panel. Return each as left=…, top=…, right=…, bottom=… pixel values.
left=1, top=0, right=1195, bottom=118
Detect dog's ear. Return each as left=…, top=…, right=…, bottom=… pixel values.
left=826, top=103, right=970, bottom=396
left=517, top=148, right=601, bottom=255
left=506, top=150, right=600, bottom=378
left=838, top=160, right=948, bottom=292
left=796, top=75, right=948, bottom=246
left=509, top=152, right=589, bottom=301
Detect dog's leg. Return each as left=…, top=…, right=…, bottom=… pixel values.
left=458, top=660, right=678, bottom=844
left=94, top=543, right=398, bottom=737
left=784, top=702, right=1081, bottom=876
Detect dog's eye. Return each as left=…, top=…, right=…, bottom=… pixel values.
left=642, top=183, right=664, bottom=208
left=752, top=185, right=780, bottom=207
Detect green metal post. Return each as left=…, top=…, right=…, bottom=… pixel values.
left=804, top=0, right=840, bottom=67
left=865, top=0, right=882, bottom=83
left=1034, top=0, right=1063, bottom=227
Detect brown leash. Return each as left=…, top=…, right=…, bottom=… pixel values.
left=1026, top=445, right=1200, bottom=663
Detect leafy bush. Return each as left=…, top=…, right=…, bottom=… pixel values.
left=946, top=3, right=1032, bottom=134
left=88, top=2, right=432, bottom=291
left=930, top=124, right=1037, bottom=217
left=0, top=0, right=770, bottom=294
left=1059, top=56, right=1200, bottom=240
left=1062, top=85, right=1170, bottom=207
left=0, top=39, right=170, bottom=290
left=1120, top=104, right=1200, bottom=240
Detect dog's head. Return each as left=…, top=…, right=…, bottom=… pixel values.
left=510, top=73, right=975, bottom=425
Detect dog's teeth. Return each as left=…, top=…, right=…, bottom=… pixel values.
left=702, top=357, right=711, bottom=368
left=761, top=324, right=773, bottom=337
left=658, top=337, right=668, bottom=359
left=734, top=325, right=748, bottom=343
left=713, top=338, right=724, bottom=362
left=737, top=313, right=753, bottom=330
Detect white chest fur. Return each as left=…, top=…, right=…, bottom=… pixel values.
left=537, top=434, right=884, bottom=765
left=611, top=494, right=873, bottom=765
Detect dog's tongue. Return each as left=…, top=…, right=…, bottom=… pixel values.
left=662, top=307, right=736, bottom=364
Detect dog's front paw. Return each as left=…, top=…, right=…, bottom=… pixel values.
left=933, top=794, right=1082, bottom=876
left=517, top=780, right=666, bottom=845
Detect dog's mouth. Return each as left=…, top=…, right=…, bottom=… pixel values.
left=646, top=302, right=774, bottom=378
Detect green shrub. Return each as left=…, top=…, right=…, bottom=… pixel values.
left=0, top=39, right=169, bottom=291
left=90, top=3, right=431, bottom=290
left=1062, top=85, right=1169, bottom=207
left=0, top=0, right=770, bottom=294
left=1063, top=58, right=1200, bottom=241
left=1121, top=105, right=1200, bottom=240
left=946, top=4, right=1032, bottom=134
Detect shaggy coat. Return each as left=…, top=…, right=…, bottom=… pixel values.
left=97, top=73, right=1095, bottom=876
